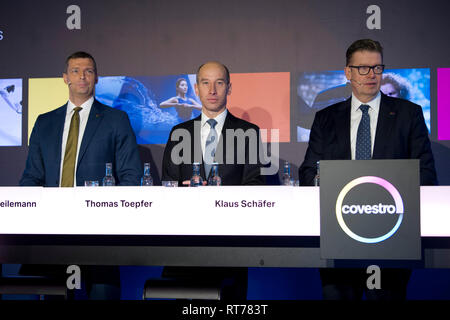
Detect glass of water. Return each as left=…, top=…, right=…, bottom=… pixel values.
left=84, top=180, right=99, bottom=187
left=162, top=181, right=178, bottom=187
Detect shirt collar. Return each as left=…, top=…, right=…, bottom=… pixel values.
left=351, top=91, right=381, bottom=113
left=201, top=108, right=228, bottom=128
left=67, top=96, right=95, bottom=115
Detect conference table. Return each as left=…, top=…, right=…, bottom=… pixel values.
left=0, top=186, right=449, bottom=268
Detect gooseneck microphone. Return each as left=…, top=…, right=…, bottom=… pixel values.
left=351, top=79, right=363, bottom=86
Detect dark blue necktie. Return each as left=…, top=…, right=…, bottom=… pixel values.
left=204, top=119, right=218, bottom=177
left=355, top=104, right=371, bottom=160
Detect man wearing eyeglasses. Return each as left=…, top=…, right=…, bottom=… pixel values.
left=299, top=39, right=437, bottom=300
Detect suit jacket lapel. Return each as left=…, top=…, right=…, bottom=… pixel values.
left=217, top=111, right=232, bottom=160
left=215, top=111, right=235, bottom=177
left=373, top=94, right=396, bottom=158
left=188, top=115, right=205, bottom=179
left=54, top=104, right=68, bottom=181
left=334, top=98, right=351, bottom=159
left=77, top=100, right=103, bottom=166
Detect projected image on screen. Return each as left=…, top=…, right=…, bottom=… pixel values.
left=437, top=68, right=450, bottom=140
left=0, top=79, right=22, bottom=146
left=95, top=72, right=290, bottom=144
left=95, top=75, right=199, bottom=144
left=28, top=73, right=289, bottom=145
left=294, top=69, right=431, bottom=142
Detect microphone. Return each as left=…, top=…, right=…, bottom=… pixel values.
left=351, top=79, right=363, bottom=86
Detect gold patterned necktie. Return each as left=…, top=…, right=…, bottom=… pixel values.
left=61, top=107, right=82, bottom=187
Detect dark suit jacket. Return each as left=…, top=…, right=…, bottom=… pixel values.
left=20, top=99, right=142, bottom=186
left=299, top=93, right=437, bottom=186
left=162, top=111, right=265, bottom=185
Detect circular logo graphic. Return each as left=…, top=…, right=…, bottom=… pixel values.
left=335, top=176, right=404, bottom=244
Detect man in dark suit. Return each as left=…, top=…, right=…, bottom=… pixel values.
left=161, top=61, right=265, bottom=299
left=21, top=52, right=142, bottom=187
left=20, top=51, right=142, bottom=299
left=162, top=61, right=264, bottom=186
left=299, top=39, right=437, bottom=300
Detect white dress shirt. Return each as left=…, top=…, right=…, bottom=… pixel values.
left=59, top=96, right=94, bottom=186
left=200, top=109, right=228, bottom=159
left=350, top=92, right=381, bottom=160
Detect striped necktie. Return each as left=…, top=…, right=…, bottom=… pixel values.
left=204, top=119, right=218, bottom=178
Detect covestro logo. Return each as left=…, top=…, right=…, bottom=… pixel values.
left=335, top=176, right=404, bottom=244
left=341, top=203, right=397, bottom=215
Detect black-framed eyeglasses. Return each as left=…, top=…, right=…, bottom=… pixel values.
left=348, top=64, right=385, bottom=75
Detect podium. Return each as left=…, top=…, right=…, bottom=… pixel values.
left=319, top=160, right=421, bottom=260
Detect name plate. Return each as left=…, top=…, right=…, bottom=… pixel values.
left=0, top=185, right=449, bottom=238
left=0, top=186, right=319, bottom=236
